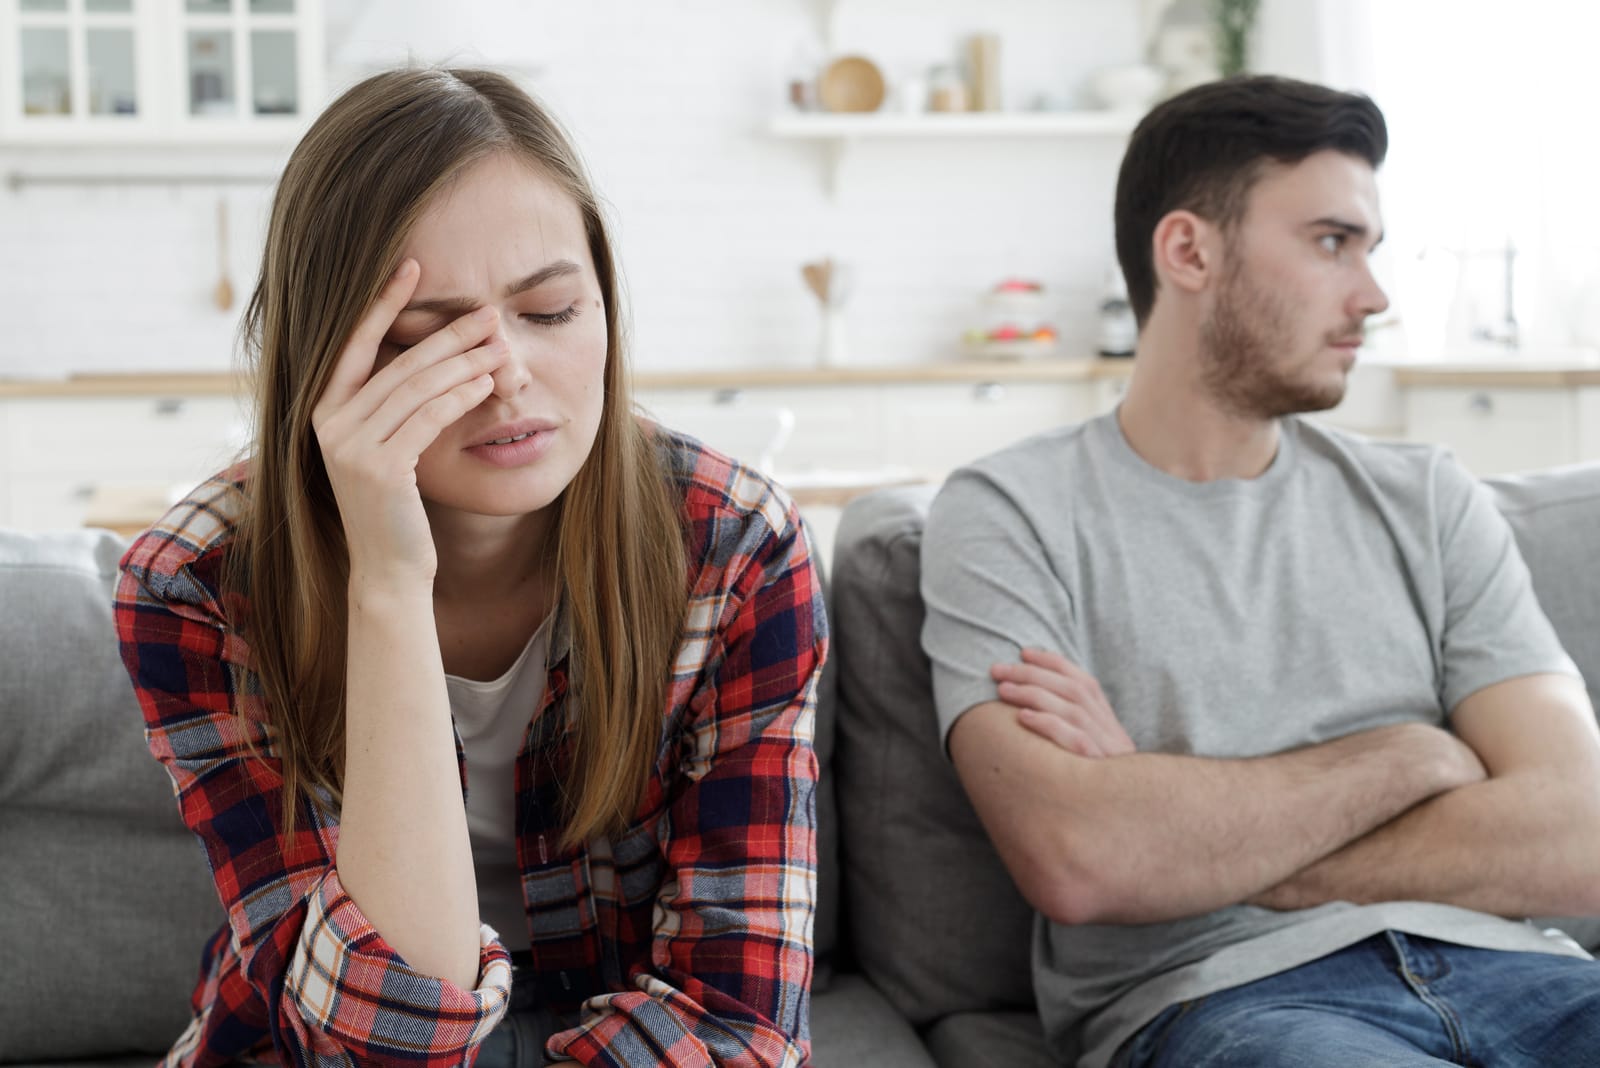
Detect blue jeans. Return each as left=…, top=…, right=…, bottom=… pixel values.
left=475, top=960, right=559, bottom=1068
left=1117, top=931, right=1600, bottom=1067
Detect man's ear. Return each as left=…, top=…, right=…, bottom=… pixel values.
left=1150, top=210, right=1218, bottom=297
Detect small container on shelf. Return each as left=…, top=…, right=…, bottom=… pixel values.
left=963, top=278, right=1060, bottom=360
left=927, top=64, right=969, bottom=113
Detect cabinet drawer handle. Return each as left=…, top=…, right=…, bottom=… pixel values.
left=1467, top=392, right=1494, bottom=415
left=973, top=382, right=1006, bottom=403
left=154, top=397, right=186, bottom=417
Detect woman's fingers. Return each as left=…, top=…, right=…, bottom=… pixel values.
left=382, top=372, right=500, bottom=462
left=356, top=305, right=502, bottom=419
left=364, top=335, right=509, bottom=445
left=315, top=259, right=421, bottom=425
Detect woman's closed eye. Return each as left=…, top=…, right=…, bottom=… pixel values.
left=522, top=303, right=580, bottom=326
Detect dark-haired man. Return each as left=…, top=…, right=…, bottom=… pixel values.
left=922, top=75, right=1600, bottom=1067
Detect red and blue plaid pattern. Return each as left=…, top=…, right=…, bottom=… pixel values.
left=116, top=429, right=824, bottom=1067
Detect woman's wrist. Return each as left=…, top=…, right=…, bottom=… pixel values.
left=348, top=569, right=436, bottom=610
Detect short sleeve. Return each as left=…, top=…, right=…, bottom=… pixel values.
left=920, top=463, right=1083, bottom=749
left=1434, top=454, right=1581, bottom=714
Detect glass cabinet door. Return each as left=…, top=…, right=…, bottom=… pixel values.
left=178, top=0, right=303, bottom=124
left=3, top=0, right=318, bottom=140
left=11, top=0, right=141, bottom=125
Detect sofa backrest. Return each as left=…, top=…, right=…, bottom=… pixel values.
left=0, top=529, right=225, bottom=1063
left=828, top=462, right=1600, bottom=1027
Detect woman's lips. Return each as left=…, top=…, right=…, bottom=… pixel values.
left=464, top=424, right=557, bottom=467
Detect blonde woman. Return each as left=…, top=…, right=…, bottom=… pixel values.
left=115, top=67, right=823, bottom=1068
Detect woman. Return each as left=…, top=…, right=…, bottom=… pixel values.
left=115, top=67, right=824, bottom=1068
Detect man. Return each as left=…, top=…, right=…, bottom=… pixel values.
left=921, top=75, right=1600, bottom=1068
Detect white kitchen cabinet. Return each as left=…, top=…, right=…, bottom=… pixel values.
left=639, top=375, right=1103, bottom=482
left=0, top=392, right=246, bottom=527
left=1403, top=386, right=1579, bottom=476
left=6, top=473, right=101, bottom=529
left=638, top=383, right=890, bottom=478
left=1, top=0, right=322, bottom=143
left=1580, top=387, right=1600, bottom=464
left=879, top=380, right=1090, bottom=477
left=1089, top=367, right=1131, bottom=416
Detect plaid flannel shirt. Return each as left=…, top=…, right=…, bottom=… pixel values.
left=115, top=429, right=824, bottom=1068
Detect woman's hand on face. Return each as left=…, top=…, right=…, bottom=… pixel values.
left=311, top=258, right=509, bottom=593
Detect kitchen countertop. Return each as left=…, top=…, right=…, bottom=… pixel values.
left=1388, top=364, right=1600, bottom=388
left=4, top=358, right=1600, bottom=398
left=0, top=359, right=1138, bottom=398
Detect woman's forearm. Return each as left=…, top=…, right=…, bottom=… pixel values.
left=335, top=579, right=480, bottom=990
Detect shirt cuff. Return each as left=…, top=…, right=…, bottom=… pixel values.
left=287, top=866, right=513, bottom=1059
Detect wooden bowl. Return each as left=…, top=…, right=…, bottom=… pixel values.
left=818, top=56, right=886, bottom=113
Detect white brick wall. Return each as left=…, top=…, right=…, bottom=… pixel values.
left=0, top=0, right=1317, bottom=379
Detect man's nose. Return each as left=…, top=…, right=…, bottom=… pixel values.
left=1354, top=263, right=1390, bottom=319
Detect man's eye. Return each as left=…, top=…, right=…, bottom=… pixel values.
left=1318, top=234, right=1345, bottom=253
left=522, top=304, right=580, bottom=326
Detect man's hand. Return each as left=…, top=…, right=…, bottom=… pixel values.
left=1245, top=675, right=1600, bottom=918
left=992, top=648, right=1136, bottom=758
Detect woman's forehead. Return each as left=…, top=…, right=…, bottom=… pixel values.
left=401, top=155, right=591, bottom=296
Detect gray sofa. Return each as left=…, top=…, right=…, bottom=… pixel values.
left=4, top=460, right=1599, bottom=1067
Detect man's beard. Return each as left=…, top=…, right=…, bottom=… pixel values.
left=1198, top=261, right=1352, bottom=419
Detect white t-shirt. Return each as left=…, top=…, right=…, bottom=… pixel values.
left=445, top=612, right=553, bottom=953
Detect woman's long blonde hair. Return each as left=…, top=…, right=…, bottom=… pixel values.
left=231, top=67, right=687, bottom=849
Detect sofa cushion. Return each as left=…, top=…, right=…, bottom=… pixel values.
left=922, top=1011, right=1052, bottom=1068
left=810, top=973, right=939, bottom=1068
left=811, top=542, right=842, bottom=986
left=831, top=485, right=1036, bottom=1027
left=796, top=515, right=842, bottom=987
left=0, top=529, right=222, bottom=1063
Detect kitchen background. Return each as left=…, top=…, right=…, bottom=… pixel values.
left=2, top=0, right=1598, bottom=537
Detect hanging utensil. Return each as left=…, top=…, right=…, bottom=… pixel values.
left=213, top=196, right=234, bottom=311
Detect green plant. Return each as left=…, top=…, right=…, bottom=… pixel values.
left=1215, top=0, right=1262, bottom=77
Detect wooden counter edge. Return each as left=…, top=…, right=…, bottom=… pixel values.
left=1392, top=368, right=1600, bottom=389
left=2, top=360, right=1138, bottom=398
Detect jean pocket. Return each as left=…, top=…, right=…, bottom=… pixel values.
left=1114, top=996, right=1211, bottom=1068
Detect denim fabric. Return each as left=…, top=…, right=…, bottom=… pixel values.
left=1117, top=932, right=1600, bottom=1068
left=476, top=964, right=557, bottom=1068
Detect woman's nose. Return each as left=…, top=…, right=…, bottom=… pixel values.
left=487, top=331, right=531, bottom=399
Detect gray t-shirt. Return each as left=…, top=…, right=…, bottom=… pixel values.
left=921, top=411, right=1587, bottom=1068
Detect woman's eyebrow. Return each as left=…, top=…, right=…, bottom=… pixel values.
left=399, top=259, right=582, bottom=315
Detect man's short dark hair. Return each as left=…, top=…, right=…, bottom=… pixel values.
left=1114, top=75, right=1388, bottom=327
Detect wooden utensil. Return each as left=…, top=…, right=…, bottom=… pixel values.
left=802, top=259, right=833, bottom=304
left=213, top=197, right=233, bottom=311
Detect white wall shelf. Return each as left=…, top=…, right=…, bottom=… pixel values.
left=770, top=110, right=1136, bottom=195
left=769, top=110, right=1138, bottom=139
